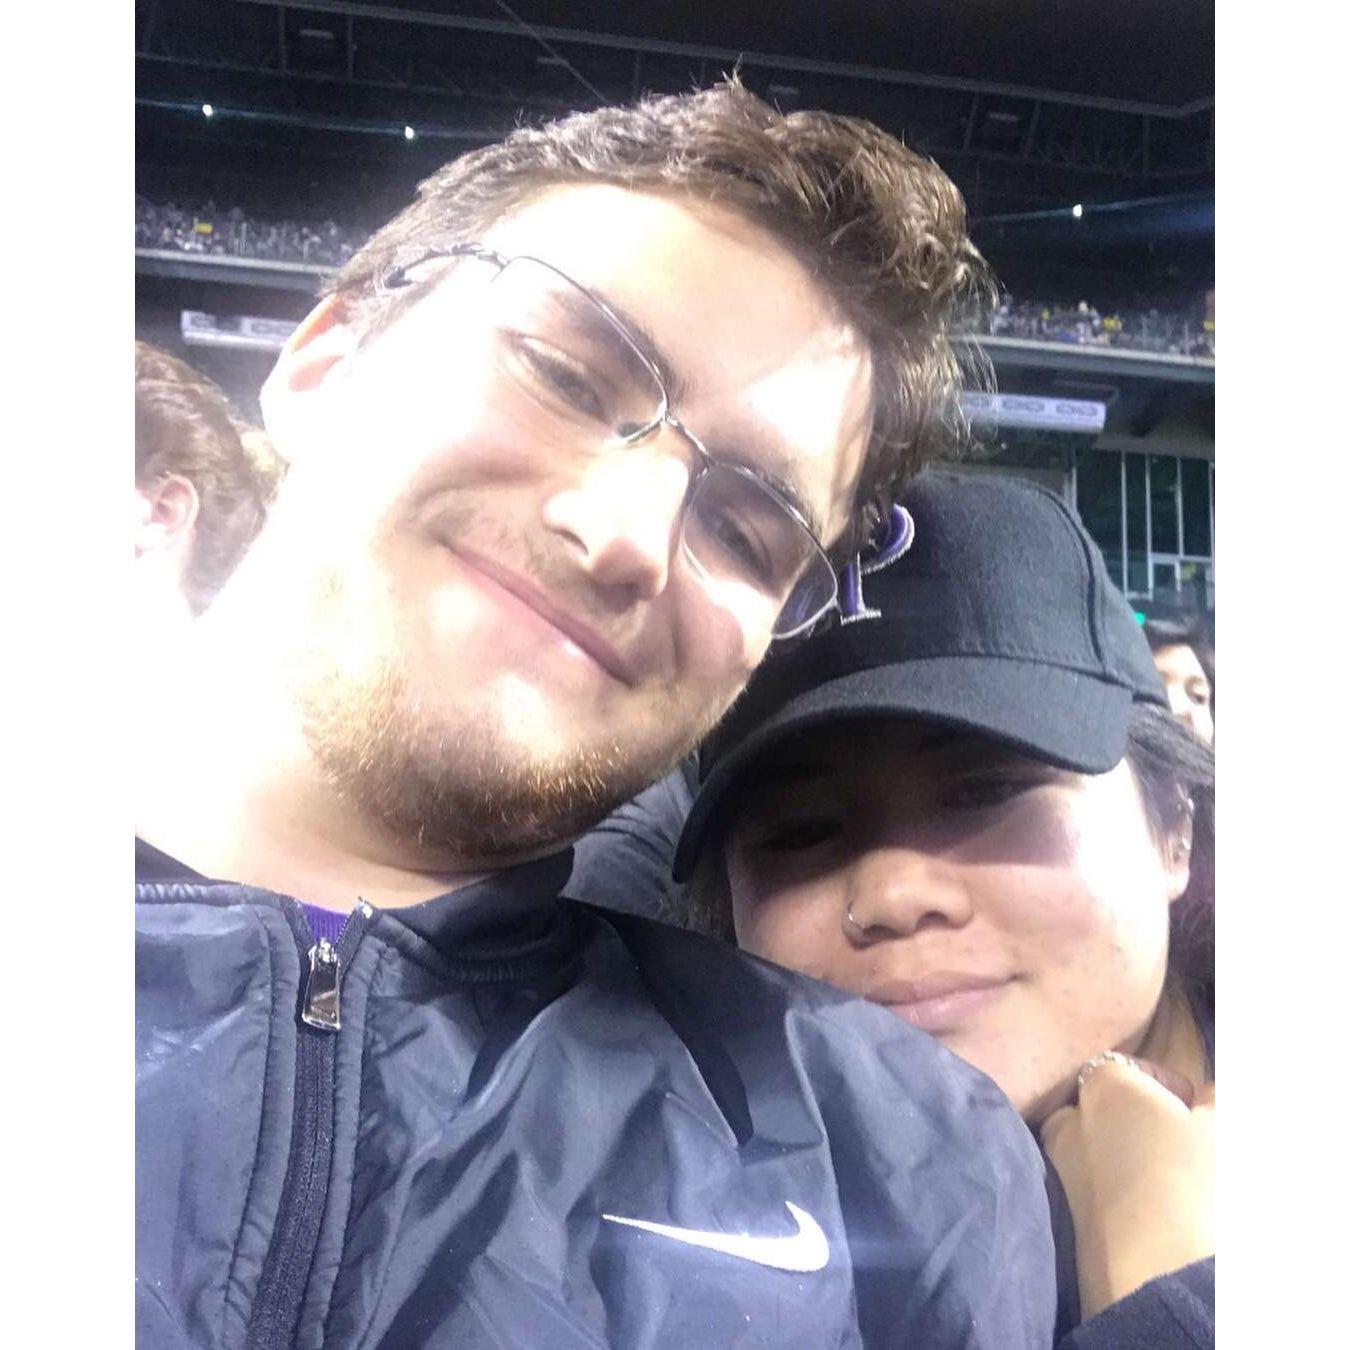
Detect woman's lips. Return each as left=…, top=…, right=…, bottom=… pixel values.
left=869, top=976, right=1012, bottom=1035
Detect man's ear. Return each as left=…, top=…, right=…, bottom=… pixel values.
left=1163, top=809, right=1195, bottom=903
left=136, top=475, right=200, bottom=560
left=259, top=296, right=359, bottom=459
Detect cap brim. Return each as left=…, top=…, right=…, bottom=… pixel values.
left=673, top=656, right=1136, bottom=881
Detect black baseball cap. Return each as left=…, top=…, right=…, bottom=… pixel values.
left=672, top=469, right=1169, bottom=881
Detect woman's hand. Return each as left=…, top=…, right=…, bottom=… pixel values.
left=1041, top=1055, right=1215, bottom=1320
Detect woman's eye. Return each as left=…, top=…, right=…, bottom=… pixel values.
left=754, top=817, right=841, bottom=852
left=944, top=778, right=1039, bottom=811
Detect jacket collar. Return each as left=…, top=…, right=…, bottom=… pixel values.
left=137, top=835, right=579, bottom=965
left=136, top=836, right=207, bottom=882
left=377, top=848, right=577, bottom=962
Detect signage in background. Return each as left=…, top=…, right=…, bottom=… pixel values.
left=180, top=311, right=297, bottom=352
left=960, top=391, right=1107, bottom=433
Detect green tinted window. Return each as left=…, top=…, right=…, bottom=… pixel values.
left=1076, top=451, right=1124, bottom=589
left=1150, top=456, right=1180, bottom=555
left=1181, top=458, right=1212, bottom=556
left=1125, top=454, right=1148, bottom=593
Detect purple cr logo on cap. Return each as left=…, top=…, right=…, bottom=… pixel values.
left=839, top=504, right=915, bottom=625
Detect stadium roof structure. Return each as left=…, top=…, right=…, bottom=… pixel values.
left=136, top=0, right=1214, bottom=235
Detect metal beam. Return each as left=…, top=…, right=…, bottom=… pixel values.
left=961, top=94, right=980, bottom=152
left=140, top=44, right=1197, bottom=181
left=139, top=0, right=161, bottom=55
left=226, top=0, right=1211, bottom=119
left=1019, top=100, right=1041, bottom=157
left=973, top=336, right=1214, bottom=386
left=136, top=247, right=331, bottom=292
left=136, top=94, right=500, bottom=143
left=137, top=51, right=572, bottom=116
left=972, top=189, right=1213, bottom=227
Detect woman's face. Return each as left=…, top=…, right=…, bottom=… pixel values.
left=725, top=722, right=1190, bottom=1122
left=1152, top=643, right=1214, bottom=744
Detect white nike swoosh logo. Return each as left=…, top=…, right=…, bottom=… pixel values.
left=600, top=1201, right=829, bottom=1273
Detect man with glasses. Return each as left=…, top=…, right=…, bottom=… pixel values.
left=136, top=82, right=1055, bottom=1348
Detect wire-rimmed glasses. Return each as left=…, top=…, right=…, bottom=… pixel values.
left=382, top=243, right=840, bottom=638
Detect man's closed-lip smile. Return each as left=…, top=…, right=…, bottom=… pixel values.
left=449, top=544, right=638, bottom=686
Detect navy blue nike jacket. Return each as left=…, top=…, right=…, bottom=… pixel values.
left=136, top=842, right=1057, bottom=1348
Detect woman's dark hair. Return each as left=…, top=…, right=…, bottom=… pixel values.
left=1122, top=700, right=1215, bottom=1024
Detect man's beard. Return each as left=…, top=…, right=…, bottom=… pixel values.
left=297, top=640, right=697, bottom=864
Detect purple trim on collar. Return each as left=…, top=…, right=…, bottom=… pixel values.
left=300, top=902, right=350, bottom=947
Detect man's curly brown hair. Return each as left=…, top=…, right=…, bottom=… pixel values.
left=324, top=78, right=996, bottom=557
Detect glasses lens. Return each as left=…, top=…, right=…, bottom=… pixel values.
left=684, top=462, right=836, bottom=636
left=483, top=256, right=664, bottom=443
left=773, top=555, right=839, bottom=636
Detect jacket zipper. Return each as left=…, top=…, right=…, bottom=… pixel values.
left=302, top=939, right=342, bottom=1031
left=244, top=900, right=372, bottom=1350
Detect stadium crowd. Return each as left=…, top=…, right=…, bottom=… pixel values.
left=989, top=296, right=1215, bottom=359
left=135, top=195, right=358, bottom=267
left=136, top=80, right=1214, bottom=1350
left=135, top=195, right=1215, bottom=358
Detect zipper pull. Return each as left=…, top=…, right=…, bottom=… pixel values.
left=302, top=939, right=342, bottom=1031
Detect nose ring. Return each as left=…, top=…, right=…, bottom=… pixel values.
left=845, top=904, right=870, bottom=939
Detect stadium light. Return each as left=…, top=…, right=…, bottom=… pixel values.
left=1071, top=203, right=1084, bottom=219
left=202, top=103, right=215, bottom=118
left=403, top=125, right=416, bottom=141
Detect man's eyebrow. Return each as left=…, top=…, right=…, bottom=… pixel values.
left=701, top=441, right=828, bottom=541
left=563, top=284, right=693, bottom=407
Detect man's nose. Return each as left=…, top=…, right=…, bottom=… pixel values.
left=842, top=846, right=973, bottom=944
left=541, top=443, right=692, bottom=605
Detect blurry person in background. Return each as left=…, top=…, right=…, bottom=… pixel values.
left=1144, top=616, right=1214, bottom=744
left=135, top=83, right=1060, bottom=1350
left=676, top=473, right=1215, bottom=1348
left=135, top=341, right=284, bottom=631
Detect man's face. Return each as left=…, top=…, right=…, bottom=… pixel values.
left=260, top=186, right=872, bottom=859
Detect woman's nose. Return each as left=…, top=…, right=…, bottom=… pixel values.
left=841, top=847, right=973, bottom=944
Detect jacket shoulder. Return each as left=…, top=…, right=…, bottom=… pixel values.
left=571, top=902, right=1023, bottom=1130
left=572, top=901, right=859, bottom=1010
left=569, top=903, right=1058, bottom=1347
